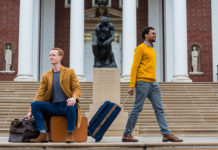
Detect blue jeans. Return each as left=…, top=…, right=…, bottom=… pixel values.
left=31, top=101, right=77, bottom=132
left=124, top=81, right=171, bottom=135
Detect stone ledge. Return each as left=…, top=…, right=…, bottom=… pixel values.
left=1, top=136, right=218, bottom=150
left=1, top=142, right=218, bottom=150
left=0, top=71, right=15, bottom=74
left=189, top=72, right=204, bottom=75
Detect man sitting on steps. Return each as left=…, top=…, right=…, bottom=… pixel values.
left=26, top=48, right=82, bottom=143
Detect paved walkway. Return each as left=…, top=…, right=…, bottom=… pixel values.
left=1, top=136, right=218, bottom=143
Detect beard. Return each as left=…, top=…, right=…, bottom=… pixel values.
left=151, top=38, right=156, bottom=43
left=150, top=38, right=156, bottom=43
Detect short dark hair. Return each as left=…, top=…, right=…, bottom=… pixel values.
left=141, top=26, right=155, bottom=39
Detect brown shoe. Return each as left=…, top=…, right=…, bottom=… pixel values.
left=66, top=132, right=74, bottom=143
left=122, top=134, right=138, bottom=142
left=30, top=132, right=48, bottom=142
left=162, top=133, right=183, bottom=142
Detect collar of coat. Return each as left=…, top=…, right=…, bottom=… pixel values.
left=47, top=65, right=67, bottom=87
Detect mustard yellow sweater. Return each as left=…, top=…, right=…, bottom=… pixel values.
left=130, top=42, right=156, bottom=88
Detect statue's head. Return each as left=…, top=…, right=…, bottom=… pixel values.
left=193, top=46, right=197, bottom=51
left=101, top=17, right=109, bottom=25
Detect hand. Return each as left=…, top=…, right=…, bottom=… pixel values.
left=103, top=40, right=110, bottom=46
left=128, top=87, right=135, bottom=95
left=67, top=97, right=76, bottom=106
left=26, top=112, right=32, bottom=120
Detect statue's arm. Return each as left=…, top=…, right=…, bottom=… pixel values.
left=95, top=24, right=101, bottom=38
left=109, top=24, right=115, bottom=41
left=103, top=23, right=115, bottom=45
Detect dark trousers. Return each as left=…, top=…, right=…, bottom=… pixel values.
left=31, top=101, right=77, bottom=132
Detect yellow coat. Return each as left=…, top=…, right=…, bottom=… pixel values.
left=30, top=65, right=82, bottom=128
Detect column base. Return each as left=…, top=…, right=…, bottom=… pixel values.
left=14, top=74, right=35, bottom=81
left=120, top=75, right=130, bottom=82
left=77, top=75, right=86, bottom=82
left=171, top=74, right=192, bottom=82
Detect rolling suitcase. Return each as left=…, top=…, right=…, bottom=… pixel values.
left=88, top=100, right=121, bottom=142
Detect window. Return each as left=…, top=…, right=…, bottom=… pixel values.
left=92, top=0, right=111, bottom=7
left=84, top=33, right=93, bottom=43
left=65, top=0, right=71, bottom=8
left=65, top=0, right=112, bottom=8
left=113, top=33, right=120, bottom=44
left=119, top=0, right=138, bottom=8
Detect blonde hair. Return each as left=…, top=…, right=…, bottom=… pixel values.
left=51, top=48, right=64, bottom=57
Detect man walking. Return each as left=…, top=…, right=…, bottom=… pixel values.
left=122, top=27, right=183, bottom=142
left=26, top=48, right=82, bottom=143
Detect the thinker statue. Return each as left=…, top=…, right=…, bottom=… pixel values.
left=92, top=17, right=117, bottom=68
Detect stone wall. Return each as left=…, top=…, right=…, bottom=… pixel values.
left=0, top=0, right=19, bottom=80
left=187, top=0, right=213, bottom=81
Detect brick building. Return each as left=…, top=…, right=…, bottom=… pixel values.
left=0, top=0, right=218, bottom=82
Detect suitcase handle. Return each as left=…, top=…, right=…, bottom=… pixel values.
left=121, top=94, right=131, bottom=108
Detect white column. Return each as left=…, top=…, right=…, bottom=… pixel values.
left=40, top=0, right=55, bottom=78
left=70, top=0, right=86, bottom=81
left=148, top=0, right=163, bottom=82
left=171, top=0, right=192, bottom=82
left=164, top=0, right=174, bottom=82
left=121, top=0, right=137, bottom=82
left=14, top=0, right=35, bottom=81
left=32, top=0, right=40, bottom=81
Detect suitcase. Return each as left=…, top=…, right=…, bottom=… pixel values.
left=50, top=116, right=87, bottom=142
left=88, top=100, right=121, bottom=142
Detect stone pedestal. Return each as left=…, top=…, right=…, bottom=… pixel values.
left=85, top=68, right=129, bottom=136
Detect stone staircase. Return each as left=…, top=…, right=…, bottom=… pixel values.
left=0, top=81, right=218, bottom=137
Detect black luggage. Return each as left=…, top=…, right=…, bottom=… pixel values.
left=8, top=118, right=39, bottom=142
left=88, top=100, right=121, bottom=142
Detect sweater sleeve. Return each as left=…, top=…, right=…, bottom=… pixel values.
left=130, top=46, right=143, bottom=88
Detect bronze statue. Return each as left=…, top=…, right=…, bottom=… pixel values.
left=92, top=17, right=117, bottom=68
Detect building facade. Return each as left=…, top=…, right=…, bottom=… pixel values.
left=0, top=0, right=218, bottom=82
